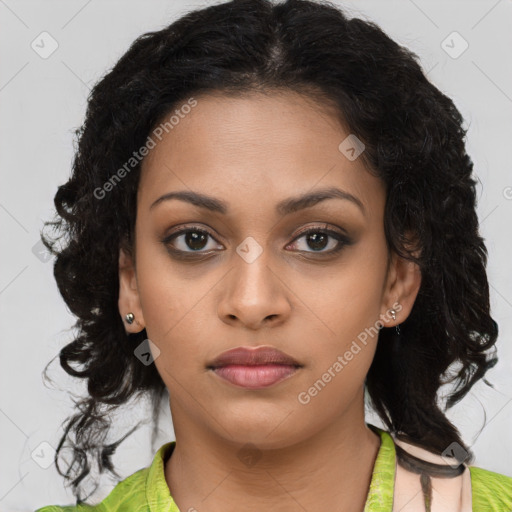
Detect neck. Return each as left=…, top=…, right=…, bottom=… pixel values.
left=165, top=404, right=381, bottom=512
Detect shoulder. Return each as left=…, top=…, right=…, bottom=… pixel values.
left=34, top=441, right=177, bottom=512
left=469, top=465, right=512, bottom=510
left=34, top=463, right=150, bottom=512
left=374, top=423, right=512, bottom=512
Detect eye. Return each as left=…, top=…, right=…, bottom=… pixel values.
left=162, top=226, right=223, bottom=254
left=286, top=225, right=350, bottom=254
left=162, top=223, right=351, bottom=259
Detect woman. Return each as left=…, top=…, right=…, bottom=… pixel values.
left=36, top=0, right=512, bottom=510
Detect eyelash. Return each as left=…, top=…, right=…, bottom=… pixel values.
left=161, top=224, right=351, bottom=259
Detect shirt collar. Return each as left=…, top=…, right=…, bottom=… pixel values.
left=145, top=423, right=396, bottom=512
left=145, top=440, right=179, bottom=511
left=364, top=423, right=396, bottom=511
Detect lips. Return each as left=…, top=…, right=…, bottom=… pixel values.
left=207, top=346, right=302, bottom=389
left=207, top=346, right=301, bottom=369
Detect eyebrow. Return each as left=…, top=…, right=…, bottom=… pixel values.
left=149, top=186, right=366, bottom=217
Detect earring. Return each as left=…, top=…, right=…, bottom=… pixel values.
left=125, top=312, right=135, bottom=325
left=389, top=307, right=401, bottom=335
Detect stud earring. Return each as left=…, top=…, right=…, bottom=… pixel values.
left=125, top=312, right=135, bottom=325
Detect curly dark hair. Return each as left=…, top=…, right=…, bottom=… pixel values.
left=41, top=0, right=499, bottom=503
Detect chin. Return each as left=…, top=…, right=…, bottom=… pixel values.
left=214, top=411, right=309, bottom=449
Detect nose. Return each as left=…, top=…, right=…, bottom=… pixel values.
left=217, top=250, right=292, bottom=330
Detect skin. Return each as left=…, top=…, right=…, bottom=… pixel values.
left=118, top=90, right=422, bottom=511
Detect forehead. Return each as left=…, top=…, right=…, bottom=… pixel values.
left=138, top=91, right=384, bottom=219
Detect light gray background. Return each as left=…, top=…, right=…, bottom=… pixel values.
left=1, top=0, right=511, bottom=510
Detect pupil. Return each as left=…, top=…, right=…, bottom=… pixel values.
left=183, top=231, right=329, bottom=252
left=308, top=233, right=327, bottom=251
left=186, top=231, right=207, bottom=250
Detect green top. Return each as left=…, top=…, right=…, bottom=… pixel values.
left=35, top=425, right=512, bottom=512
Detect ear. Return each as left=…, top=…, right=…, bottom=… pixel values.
left=380, top=243, right=422, bottom=329
left=118, top=246, right=146, bottom=333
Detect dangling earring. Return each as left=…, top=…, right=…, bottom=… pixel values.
left=389, top=307, right=401, bottom=335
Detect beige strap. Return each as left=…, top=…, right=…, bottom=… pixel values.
left=392, top=436, right=472, bottom=512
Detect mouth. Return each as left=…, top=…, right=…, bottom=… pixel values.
left=210, top=364, right=300, bottom=389
left=207, top=345, right=301, bottom=368
left=207, top=346, right=302, bottom=389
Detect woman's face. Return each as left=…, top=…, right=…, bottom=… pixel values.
left=119, top=90, right=421, bottom=448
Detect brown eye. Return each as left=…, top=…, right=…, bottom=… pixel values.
left=162, top=226, right=222, bottom=254
left=161, top=224, right=352, bottom=260
left=287, top=227, right=351, bottom=255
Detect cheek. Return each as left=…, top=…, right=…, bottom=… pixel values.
left=138, top=274, right=205, bottom=363
left=135, top=230, right=192, bottom=330
left=297, top=289, right=380, bottom=413
left=138, top=272, right=208, bottom=393
left=134, top=240, right=199, bottom=363
left=313, top=255, right=387, bottom=340
left=301, top=242, right=387, bottom=375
